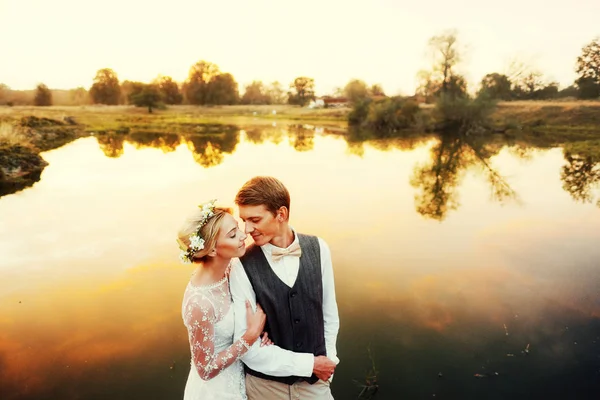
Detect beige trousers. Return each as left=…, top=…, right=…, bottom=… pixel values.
left=245, top=374, right=333, bottom=400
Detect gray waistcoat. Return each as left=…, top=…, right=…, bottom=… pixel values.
left=240, top=233, right=325, bottom=385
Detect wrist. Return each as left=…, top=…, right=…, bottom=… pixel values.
left=242, top=332, right=258, bottom=346
left=312, top=355, right=319, bottom=372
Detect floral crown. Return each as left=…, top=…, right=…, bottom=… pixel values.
left=179, top=199, right=217, bottom=264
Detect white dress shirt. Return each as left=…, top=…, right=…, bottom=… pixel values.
left=229, top=232, right=340, bottom=378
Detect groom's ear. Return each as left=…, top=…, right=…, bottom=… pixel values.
left=276, top=206, right=289, bottom=222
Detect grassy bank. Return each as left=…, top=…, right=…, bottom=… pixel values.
left=1, top=101, right=598, bottom=137
left=0, top=120, right=53, bottom=196
left=347, top=99, right=600, bottom=157
left=487, top=101, right=600, bottom=159
left=0, top=104, right=349, bottom=133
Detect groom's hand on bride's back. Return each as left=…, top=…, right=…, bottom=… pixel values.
left=313, top=355, right=336, bottom=381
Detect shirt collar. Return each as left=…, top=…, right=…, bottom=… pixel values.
left=261, top=227, right=298, bottom=254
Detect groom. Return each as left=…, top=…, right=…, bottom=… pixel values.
left=230, top=176, right=340, bottom=399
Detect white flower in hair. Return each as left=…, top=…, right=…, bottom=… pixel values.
left=190, top=234, right=205, bottom=250
left=177, top=199, right=218, bottom=264
left=201, top=200, right=216, bottom=218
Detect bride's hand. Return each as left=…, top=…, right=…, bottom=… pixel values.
left=260, top=331, right=273, bottom=347
left=242, top=300, right=266, bottom=345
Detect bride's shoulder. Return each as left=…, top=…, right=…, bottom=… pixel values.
left=229, top=258, right=243, bottom=273
left=182, top=288, right=216, bottom=315
left=229, top=258, right=250, bottom=278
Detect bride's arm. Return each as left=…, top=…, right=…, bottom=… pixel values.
left=184, top=294, right=256, bottom=381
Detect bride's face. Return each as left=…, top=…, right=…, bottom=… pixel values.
left=214, top=213, right=247, bottom=258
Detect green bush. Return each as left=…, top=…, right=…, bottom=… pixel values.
left=434, top=94, right=496, bottom=134
left=349, top=97, right=421, bottom=134
left=348, top=98, right=372, bottom=126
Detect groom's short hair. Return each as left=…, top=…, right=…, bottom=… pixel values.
left=235, top=176, right=290, bottom=216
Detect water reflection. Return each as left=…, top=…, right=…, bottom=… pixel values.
left=182, top=127, right=239, bottom=167
left=5, top=123, right=600, bottom=218
left=410, top=133, right=518, bottom=221
left=561, top=152, right=600, bottom=208
left=1, top=123, right=599, bottom=399
left=244, top=126, right=285, bottom=145
left=93, top=124, right=325, bottom=169
left=129, top=132, right=181, bottom=153
left=91, top=125, right=600, bottom=219
left=0, top=262, right=191, bottom=400
left=96, top=134, right=126, bottom=158
left=345, top=126, right=428, bottom=157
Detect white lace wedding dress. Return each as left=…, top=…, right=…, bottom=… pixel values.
left=182, top=269, right=249, bottom=400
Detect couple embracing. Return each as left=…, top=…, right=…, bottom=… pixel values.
left=177, top=176, right=340, bottom=399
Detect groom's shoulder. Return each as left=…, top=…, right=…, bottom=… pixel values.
left=298, top=232, right=327, bottom=247
left=297, top=232, right=318, bottom=241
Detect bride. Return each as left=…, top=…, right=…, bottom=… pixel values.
left=177, top=200, right=267, bottom=399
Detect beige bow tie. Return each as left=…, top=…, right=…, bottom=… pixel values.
left=271, top=242, right=302, bottom=262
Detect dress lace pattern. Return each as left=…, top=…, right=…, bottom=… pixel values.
left=182, top=267, right=249, bottom=400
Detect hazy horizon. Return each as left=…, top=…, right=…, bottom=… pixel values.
left=1, top=0, right=599, bottom=95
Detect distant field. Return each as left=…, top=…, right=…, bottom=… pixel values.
left=1, top=101, right=599, bottom=121
left=497, top=100, right=600, bottom=107
left=0, top=101, right=599, bottom=137
left=0, top=104, right=351, bottom=125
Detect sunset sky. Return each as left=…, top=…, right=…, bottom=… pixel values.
left=1, top=0, right=599, bottom=95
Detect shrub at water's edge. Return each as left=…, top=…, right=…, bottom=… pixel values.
left=348, top=96, right=424, bottom=137
left=348, top=93, right=496, bottom=138
left=433, top=94, right=497, bottom=135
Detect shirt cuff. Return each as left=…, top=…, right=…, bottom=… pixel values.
left=328, top=354, right=340, bottom=365
left=295, top=353, right=315, bottom=377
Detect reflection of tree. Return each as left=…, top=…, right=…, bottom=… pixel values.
left=288, top=126, right=318, bottom=152
left=342, top=127, right=516, bottom=220
left=507, top=143, right=535, bottom=161
left=411, top=136, right=463, bottom=219
left=244, top=125, right=317, bottom=152
left=344, top=126, right=430, bottom=157
left=561, top=152, right=600, bottom=207
left=287, top=126, right=315, bottom=152
left=95, top=125, right=240, bottom=163
left=96, top=134, right=125, bottom=158
left=93, top=123, right=334, bottom=166
left=127, top=132, right=180, bottom=153
left=410, top=133, right=518, bottom=221
left=346, top=141, right=365, bottom=157
left=291, top=134, right=314, bottom=152
left=183, top=126, right=240, bottom=168
left=243, top=127, right=284, bottom=145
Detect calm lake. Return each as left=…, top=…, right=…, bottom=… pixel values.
left=1, top=123, right=599, bottom=399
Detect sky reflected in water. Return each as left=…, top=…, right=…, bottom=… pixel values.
left=1, top=126, right=599, bottom=399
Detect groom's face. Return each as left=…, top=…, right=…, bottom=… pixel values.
left=238, top=204, right=279, bottom=247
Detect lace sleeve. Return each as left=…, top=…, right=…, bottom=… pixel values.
left=184, top=293, right=251, bottom=381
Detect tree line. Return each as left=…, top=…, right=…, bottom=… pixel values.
left=413, top=33, right=600, bottom=103
left=347, top=32, right=600, bottom=134
left=0, top=34, right=598, bottom=109
left=0, top=60, right=317, bottom=111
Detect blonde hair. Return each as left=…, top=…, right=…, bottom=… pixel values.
left=177, top=206, right=232, bottom=263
